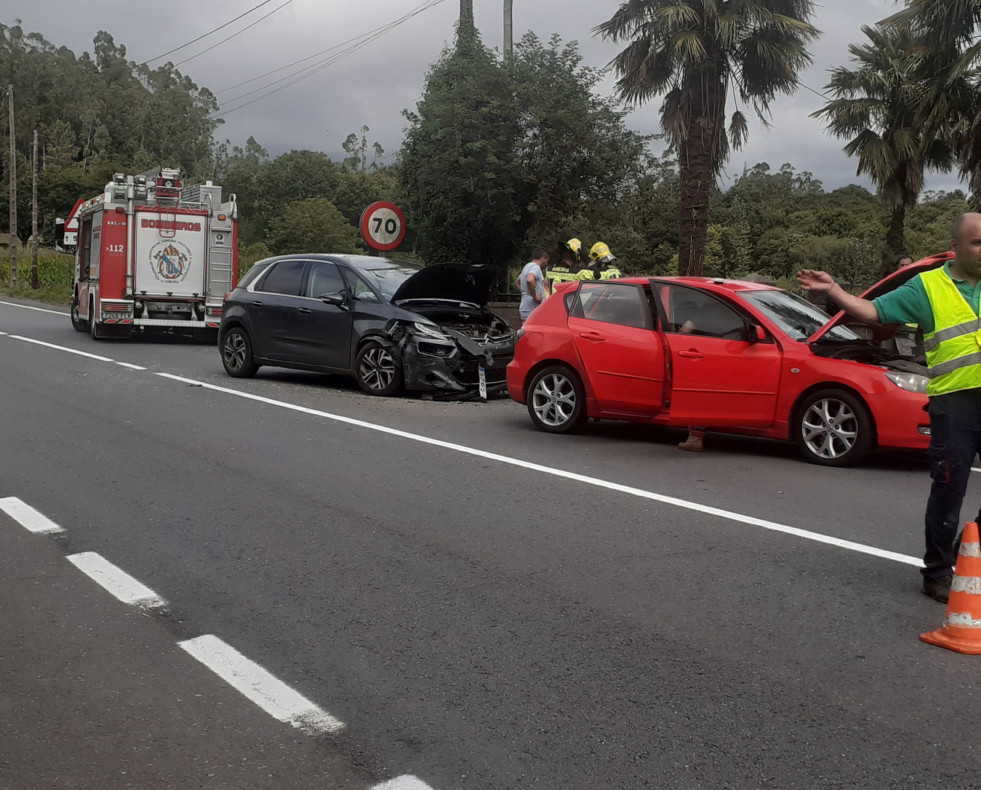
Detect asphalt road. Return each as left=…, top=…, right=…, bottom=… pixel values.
left=2, top=296, right=981, bottom=789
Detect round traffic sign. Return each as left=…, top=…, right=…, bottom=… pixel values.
left=360, top=201, right=406, bottom=251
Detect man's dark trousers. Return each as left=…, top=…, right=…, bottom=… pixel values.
left=924, top=389, right=981, bottom=579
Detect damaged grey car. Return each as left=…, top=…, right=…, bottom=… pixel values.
left=218, top=254, right=515, bottom=398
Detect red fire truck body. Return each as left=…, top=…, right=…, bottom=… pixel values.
left=71, top=169, right=238, bottom=340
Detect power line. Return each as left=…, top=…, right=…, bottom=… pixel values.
left=140, top=0, right=279, bottom=66
left=213, top=0, right=446, bottom=118
left=173, top=0, right=295, bottom=68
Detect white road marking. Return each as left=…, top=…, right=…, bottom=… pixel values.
left=114, top=361, right=147, bottom=370
left=371, top=777, right=437, bottom=790
left=0, top=496, right=65, bottom=533
left=156, top=373, right=924, bottom=568
left=178, top=634, right=345, bottom=735
left=0, top=299, right=66, bottom=316
left=11, top=334, right=115, bottom=363
left=66, top=551, right=167, bottom=609
left=0, top=327, right=926, bottom=568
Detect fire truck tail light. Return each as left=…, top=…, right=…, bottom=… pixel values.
left=102, top=303, right=131, bottom=312
left=217, top=214, right=227, bottom=221
left=206, top=306, right=222, bottom=317
left=223, top=292, right=231, bottom=303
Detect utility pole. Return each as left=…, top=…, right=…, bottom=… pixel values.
left=460, top=0, right=474, bottom=34
left=7, top=84, right=16, bottom=287
left=31, top=128, right=38, bottom=289
left=504, top=0, right=513, bottom=63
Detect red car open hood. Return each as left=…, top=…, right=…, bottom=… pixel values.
left=806, top=252, right=954, bottom=343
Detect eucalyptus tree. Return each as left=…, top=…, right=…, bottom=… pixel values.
left=813, top=24, right=954, bottom=271
left=595, top=0, right=818, bottom=275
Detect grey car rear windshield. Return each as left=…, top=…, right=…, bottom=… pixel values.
left=347, top=257, right=423, bottom=301
left=737, top=290, right=860, bottom=342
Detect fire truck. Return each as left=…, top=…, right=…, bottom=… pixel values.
left=70, top=168, right=238, bottom=340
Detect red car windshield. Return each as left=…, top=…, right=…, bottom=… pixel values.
left=737, top=289, right=860, bottom=343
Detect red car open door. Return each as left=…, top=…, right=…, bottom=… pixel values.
left=653, top=281, right=782, bottom=427
left=567, top=281, right=666, bottom=417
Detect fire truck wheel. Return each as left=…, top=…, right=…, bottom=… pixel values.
left=71, top=294, right=88, bottom=332
left=355, top=339, right=404, bottom=397
left=220, top=326, right=259, bottom=378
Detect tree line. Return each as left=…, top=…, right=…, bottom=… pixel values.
left=2, top=2, right=980, bottom=297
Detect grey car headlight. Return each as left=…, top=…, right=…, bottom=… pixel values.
left=411, top=321, right=453, bottom=341
left=885, top=370, right=929, bottom=393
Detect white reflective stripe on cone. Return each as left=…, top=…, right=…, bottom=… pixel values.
left=951, top=576, right=981, bottom=594
left=959, top=541, right=981, bottom=558
left=945, top=612, right=981, bottom=629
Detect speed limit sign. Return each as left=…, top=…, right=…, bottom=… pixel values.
left=360, top=201, right=407, bottom=251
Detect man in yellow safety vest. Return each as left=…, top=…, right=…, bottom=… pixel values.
left=798, top=212, right=981, bottom=603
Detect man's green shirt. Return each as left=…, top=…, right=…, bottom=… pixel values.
left=872, top=262, right=981, bottom=333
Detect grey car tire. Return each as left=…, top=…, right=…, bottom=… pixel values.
left=794, top=388, right=873, bottom=467
left=527, top=365, right=588, bottom=434
left=220, top=326, right=259, bottom=378
left=355, top=339, right=404, bottom=397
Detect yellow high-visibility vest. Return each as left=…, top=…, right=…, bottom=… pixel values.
left=922, top=267, right=981, bottom=396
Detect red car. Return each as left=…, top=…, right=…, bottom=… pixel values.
left=506, top=255, right=949, bottom=466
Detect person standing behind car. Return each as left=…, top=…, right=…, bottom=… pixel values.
left=797, top=212, right=981, bottom=604
left=519, top=248, right=549, bottom=324
left=546, top=238, right=583, bottom=295
left=589, top=241, right=622, bottom=279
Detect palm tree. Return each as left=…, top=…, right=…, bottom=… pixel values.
left=813, top=24, right=955, bottom=272
left=595, top=1, right=817, bottom=276
left=882, top=0, right=981, bottom=200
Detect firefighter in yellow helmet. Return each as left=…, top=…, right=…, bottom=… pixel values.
left=589, top=241, right=622, bottom=279
left=546, top=237, right=584, bottom=295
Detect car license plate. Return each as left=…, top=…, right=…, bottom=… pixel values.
left=478, top=365, right=487, bottom=400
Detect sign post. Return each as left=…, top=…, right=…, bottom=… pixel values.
left=360, top=201, right=406, bottom=252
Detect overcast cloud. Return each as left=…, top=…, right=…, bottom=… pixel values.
left=7, top=0, right=963, bottom=193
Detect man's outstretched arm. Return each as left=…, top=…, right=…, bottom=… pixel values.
left=797, top=269, right=880, bottom=324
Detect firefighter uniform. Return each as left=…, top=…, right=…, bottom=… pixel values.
left=589, top=241, right=621, bottom=279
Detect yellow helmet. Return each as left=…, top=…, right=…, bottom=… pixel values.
left=565, top=237, right=582, bottom=254
left=589, top=241, right=616, bottom=264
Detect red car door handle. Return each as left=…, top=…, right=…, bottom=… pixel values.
left=678, top=349, right=703, bottom=359
left=578, top=331, right=605, bottom=342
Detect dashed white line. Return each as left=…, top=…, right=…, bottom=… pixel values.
left=371, top=777, right=437, bottom=790
left=66, top=551, right=167, bottom=609
left=178, top=635, right=345, bottom=735
left=0, top=496, right=65, bottom=533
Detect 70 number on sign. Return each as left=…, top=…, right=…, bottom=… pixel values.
left=360, top=202, right=406, bottom=251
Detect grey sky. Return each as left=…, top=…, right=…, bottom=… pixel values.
left=7, top=0, right=963, bottom=193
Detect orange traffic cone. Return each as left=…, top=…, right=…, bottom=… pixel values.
left=921, top=521, right=981, bottom=654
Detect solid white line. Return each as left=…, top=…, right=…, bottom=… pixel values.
left=0, top=496, right=65, bottom=534
left=0, top=299, right=66, bottom=316
left=178, top=635, right=345, bottom=735
left=0, top=324, right=925, bottom=567
left=371, top=777, right=437, bottom=790
left=66, top=552, right=167, bottom=609
left=155, top=372, right=923, bottom=568
left=10, top=334, right=115, bottom=362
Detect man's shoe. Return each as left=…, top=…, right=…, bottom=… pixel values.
left=678, top=435, right=704, bottom=452
left=922, top=576, right=952, bottom=603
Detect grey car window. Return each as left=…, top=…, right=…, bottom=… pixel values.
left=257, top=259, right=305, bottom=296
left=577, top=282, right=649, bottom=329
left=306, top=261, right=344, bottom=298
left=661, top=284, right=747, bottom=339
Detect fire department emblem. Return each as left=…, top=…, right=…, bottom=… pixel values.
left=148, top=240, right=192, bottom=283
